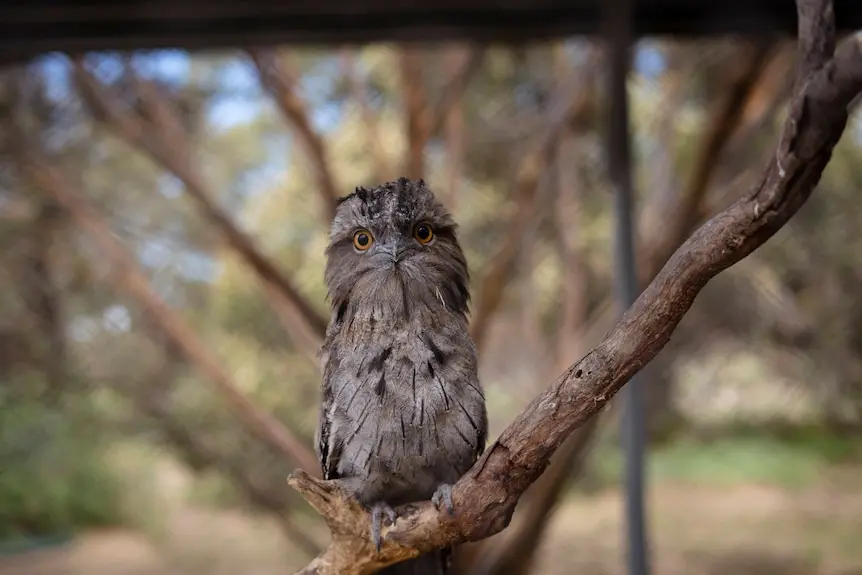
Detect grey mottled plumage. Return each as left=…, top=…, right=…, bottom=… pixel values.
left=316, top=178, right=487, bottom=575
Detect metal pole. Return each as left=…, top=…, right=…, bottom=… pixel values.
left=604, top=0, right=651, bottom=574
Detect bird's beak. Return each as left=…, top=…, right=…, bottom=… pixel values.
left=379, top=237, right=409, bottom=263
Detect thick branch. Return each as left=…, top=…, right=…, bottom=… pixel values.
left=72, top=58, right=327, bottom=359
left=465, top=420, right=599, bottom=575
left=453, top=56, right=595, bottom=574
left=16, top=143, right=320, bottom=474
left=289, top=6, right=861, bottom=572
left=459, top=43, right=779, bottom=559
left=248, top=48, right=340, bottom=224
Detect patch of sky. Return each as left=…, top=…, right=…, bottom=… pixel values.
left=89, top=50, right=341, bottom=234
left=136, top=49, right=191, bottom=85
left=138, top=237, right=173, bottom=269
left=102, top=304, right=132, bottom=333
left=198, top=53, right=345, bottom=201
left=634, top=42, right=666, bottom=80
left=159, top=173, right=185, bottom=199
left=136, top=234, right=218, bottom=285
left=68, top=316, right=99, bottom=342
left=299, top=56, right=346, bottom=135
left=84, top=52, right=125, bottom=83
left=178, top=251, right=218, bottom=282
left=207, top=57, right=265, bottom=132
left=562, top=38, right=595, bottom=64
left=33, top=53, right=73, bottom=103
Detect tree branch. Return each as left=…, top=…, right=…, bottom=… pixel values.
left=71, top=57, right=327, bottom=360
left=288, top=3, right=861, bottom=571
left=248, top=48, right=341, bottom=224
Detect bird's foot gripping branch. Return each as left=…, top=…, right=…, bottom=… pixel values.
left=288, top=2, right=862, bottom=574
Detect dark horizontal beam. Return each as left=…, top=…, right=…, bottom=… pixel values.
left=1, top=0, right=860, bottom=64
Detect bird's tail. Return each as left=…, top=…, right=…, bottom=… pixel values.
left=378, top=548, right=450, bottom=575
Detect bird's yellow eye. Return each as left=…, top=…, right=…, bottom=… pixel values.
left=353, top=229, right=373, bottom=251
left=413, top=223, right=434, bottom=244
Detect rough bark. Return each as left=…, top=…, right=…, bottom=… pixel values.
left=72, top=58, right=327, bottom=361
left=465, top=417, right=599, bottom=575
left=577, top=38, right=793, bottom=387
left=458, top=44, right=779, bottom=568
left=287, top=4, right=862, bottom=570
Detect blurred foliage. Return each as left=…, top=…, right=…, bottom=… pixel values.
left=0, top=374, right=126, bottom=540
left=586, top=425, right=862, bottom=492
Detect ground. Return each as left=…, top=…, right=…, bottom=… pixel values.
left=3, top=462, right=861, bottom=575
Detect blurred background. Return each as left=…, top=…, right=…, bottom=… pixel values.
left=1, top=33, right=862, bottom=575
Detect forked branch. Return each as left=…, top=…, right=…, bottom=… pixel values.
left=288, top=2, right=862, bottom=573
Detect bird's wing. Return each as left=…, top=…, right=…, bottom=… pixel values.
left=474, top=407, right=488, bottom=461
left=315, top=351, right=342, bottom=480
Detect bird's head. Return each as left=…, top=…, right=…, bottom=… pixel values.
left=324, top=178, right=470, bottom=324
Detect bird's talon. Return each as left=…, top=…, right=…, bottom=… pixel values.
left=369, top=501, right=398, bottom=553
left=432, top=484, right=455, bottom=516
